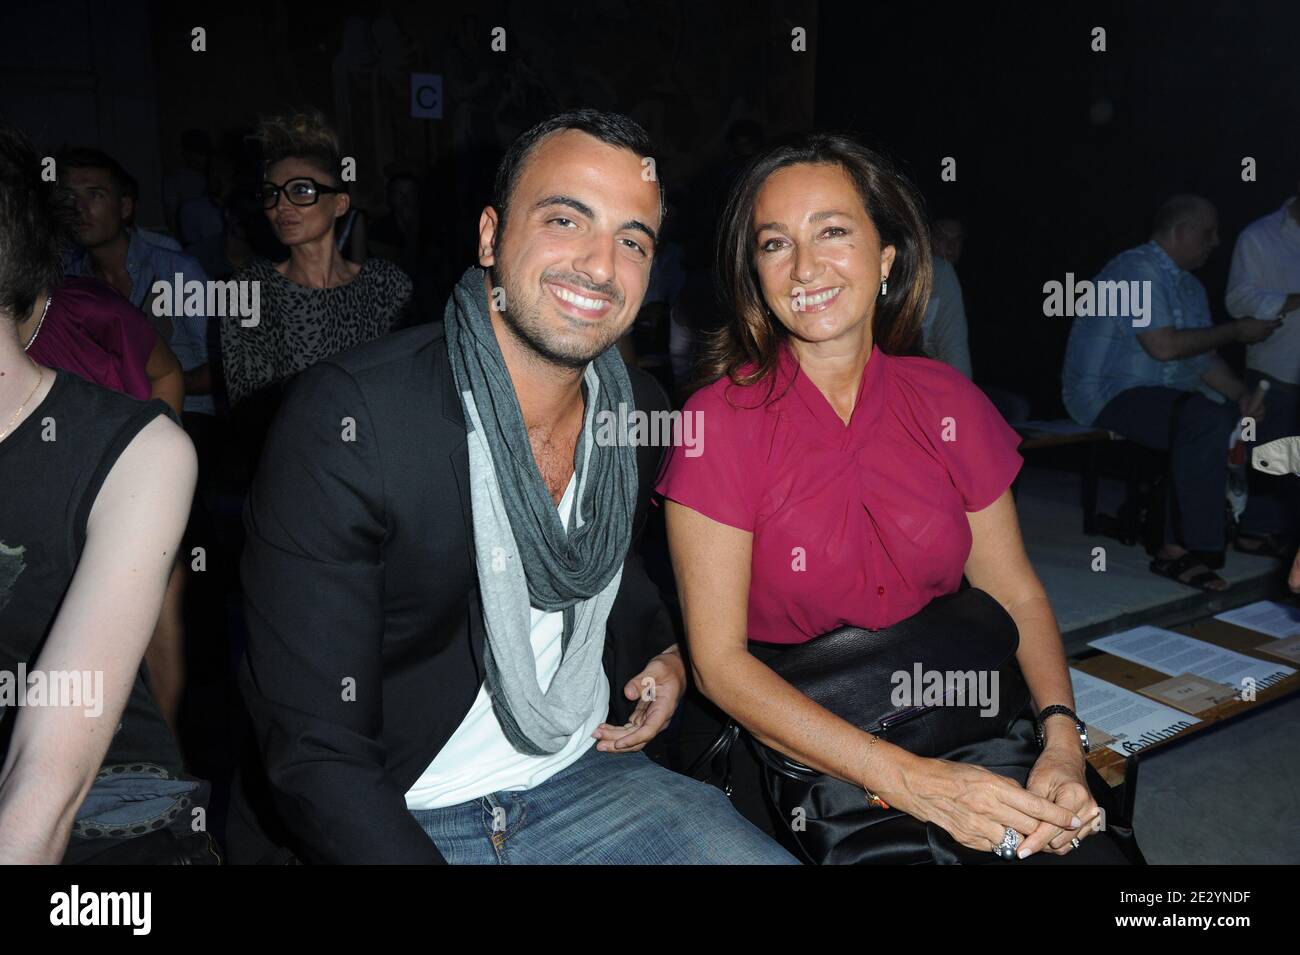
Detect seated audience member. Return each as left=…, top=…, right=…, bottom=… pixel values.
left=627, top=205, right=686, bottom=376
left=59, top=147, right=214, bottom=419
left=921, top=254, right=972, bottom=378
left=1061, top=195, right=1277, bottom=590
left=228, top=110, right=796, bottom=865
left=0, top=124, right=208, bottom=864
left=930, top=218, right=1029, bottom=423
left=18, top=276, right=184, bottom=413
left=1225, top=176, right=1300, bottom=556
left=369, top=171, right=440, bottom=324
left=17, top=276, right=190, bottom=728
left=58, top=147, right=208, bottom=730
left=368, top=172, right=421, bottom=269
left=657, top=133, right=1138, bottom=864
left=179, top=154, right=236, bottom=279
left=163, top=128, right=213, bottom=236
left=931, top=216, right=965, bottom=266
left=219, top=111, right=411, bottom=411
left=927, top=215, right=1027, bottom=422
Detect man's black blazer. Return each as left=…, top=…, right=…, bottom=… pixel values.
left=228, top=323, right=676, bottom=864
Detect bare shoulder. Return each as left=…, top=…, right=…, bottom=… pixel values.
left=91, top=414, right=197, bottom=523
left=122, top=413, right=196, bottom=467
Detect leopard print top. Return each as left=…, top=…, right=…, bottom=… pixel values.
left=220, top=256, right=413, bottom=407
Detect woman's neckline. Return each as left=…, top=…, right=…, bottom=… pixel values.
left=270, top=256, right=369, bottom=292
left=782, top=339, right=883, bottom=434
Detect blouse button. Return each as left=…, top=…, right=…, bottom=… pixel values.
left=876, top=585, right=886, bottom=596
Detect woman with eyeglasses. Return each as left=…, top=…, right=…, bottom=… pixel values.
left=219, top=111, right=412, bottom=410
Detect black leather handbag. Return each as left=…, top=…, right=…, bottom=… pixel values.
left=693, top=587, right=1144, bottom=864
left=751, top=587, right=1034, bottom=863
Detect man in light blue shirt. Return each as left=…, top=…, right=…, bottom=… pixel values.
left=59, top=148, right=215, bottom=418
left=1060, top=195, right=1278, bottom=589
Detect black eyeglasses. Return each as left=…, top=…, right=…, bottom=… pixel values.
left=259, top=177, right=345, bottom=209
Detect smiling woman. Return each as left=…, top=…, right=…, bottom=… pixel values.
left=695, top=134, right=932, bottom=394
left=657, top=131, right=1143, bottom=865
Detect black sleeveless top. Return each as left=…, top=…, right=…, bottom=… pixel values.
left=0, top=370, right=184, bottom=781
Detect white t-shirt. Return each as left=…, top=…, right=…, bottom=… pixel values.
left=404, top=472, right=608, bottom=810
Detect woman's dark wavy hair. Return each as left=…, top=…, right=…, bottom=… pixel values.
left=693, top=132, right=932, bottom=396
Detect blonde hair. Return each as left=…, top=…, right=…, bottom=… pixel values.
left=256, top=110, right=343, bottom=183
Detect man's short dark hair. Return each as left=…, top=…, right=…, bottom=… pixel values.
left=0, top=124, right=67, bottom=322
left=57, top=146, right=134, bottom=197
left=492, top=109, right=665, bottom=237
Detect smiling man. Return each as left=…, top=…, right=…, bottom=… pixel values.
left=229, top=110, right=795, bottom=864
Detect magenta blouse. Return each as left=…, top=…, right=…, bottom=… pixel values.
left=26, top=277, right=157, bottom=401
left=655, top=340, right=1023, bottom=644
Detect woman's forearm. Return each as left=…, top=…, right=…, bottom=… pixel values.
left=964, top=491, right=1084, bottom=753
left=1008, top=593, right=1082, bottom=751
left=694, top=645, right=917, bottom=799
left=0, top=754, right=92, bottom=863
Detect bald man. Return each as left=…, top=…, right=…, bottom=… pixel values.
left=1062, top=195, right=1279, bottom=591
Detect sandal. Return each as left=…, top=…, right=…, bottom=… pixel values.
left=1234, top=533, right=1291, bottom=560
left=1149, top=552, right=1227, bottom=591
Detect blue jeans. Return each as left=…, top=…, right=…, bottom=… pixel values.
left=409, top=746, right=799, bottom=864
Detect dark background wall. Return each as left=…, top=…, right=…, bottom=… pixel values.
left=817, top=0, right=1300, bottom=413
left=0, top=2, right=164, bottom=222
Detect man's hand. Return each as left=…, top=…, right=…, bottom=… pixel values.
left=1239, top=387, right=1268, bottom=424
left=591, top=646, right=685, bottom=753
left=1234, top=317, right=1282, bottom=345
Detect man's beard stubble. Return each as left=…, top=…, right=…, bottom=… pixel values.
left=488, top=261, right=628, bottom=370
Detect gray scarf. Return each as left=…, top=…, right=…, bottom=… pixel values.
left=444, top=267, right=637, bottom=755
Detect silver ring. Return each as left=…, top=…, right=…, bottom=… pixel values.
left=992, top=827, right=1021, bottom=860
left=1070, top=836, right=1081, bottom=850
